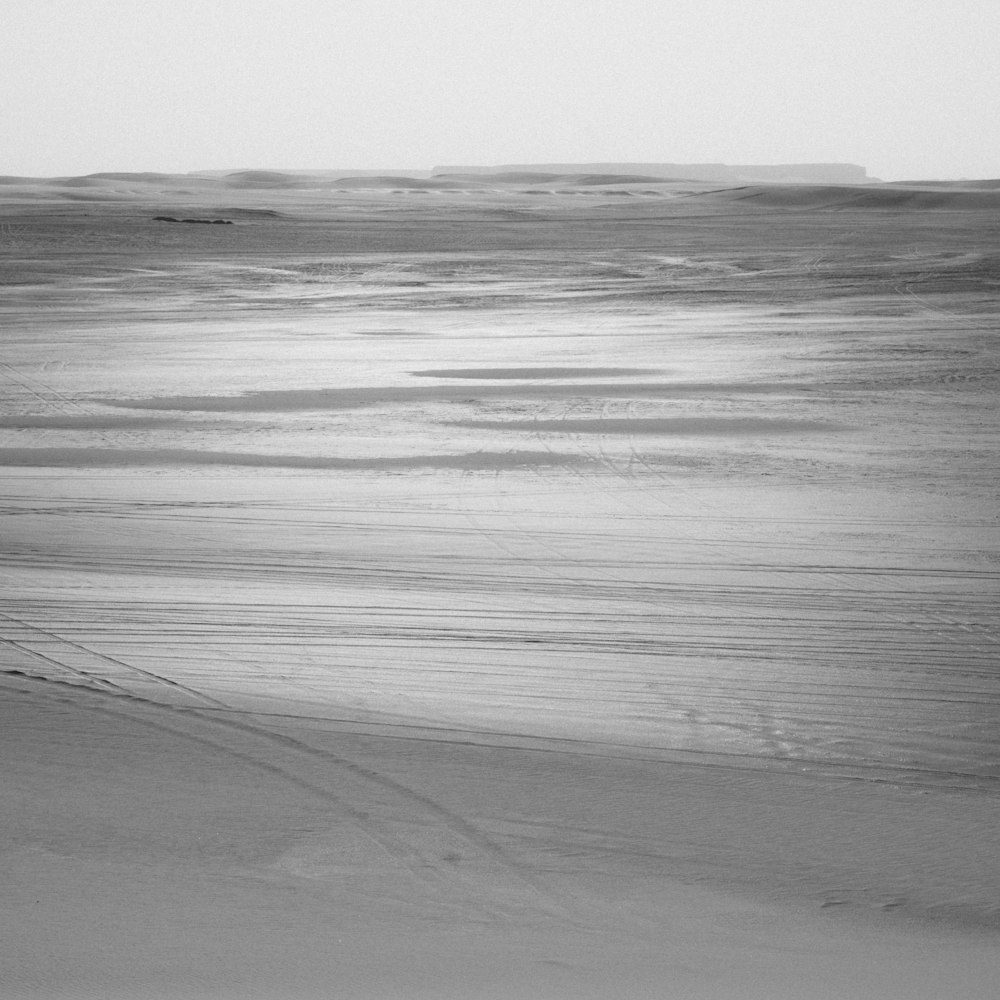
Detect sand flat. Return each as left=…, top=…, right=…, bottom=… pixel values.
left=1, top=178, right=998, bottom=998
left=449, top=416, right=844, bottom=435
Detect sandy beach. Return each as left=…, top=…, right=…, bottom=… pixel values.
left=1, top=171, right=998, bottom=998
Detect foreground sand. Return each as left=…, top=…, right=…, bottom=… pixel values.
left=1, top=174, right=998, bottom=997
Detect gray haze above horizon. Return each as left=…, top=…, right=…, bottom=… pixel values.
left=4, top=0, right=999, bottom=182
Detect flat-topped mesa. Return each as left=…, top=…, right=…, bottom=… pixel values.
left=431, top=162, right=870, bottom=185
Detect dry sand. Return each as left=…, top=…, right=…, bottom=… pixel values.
left=1, top=172, right=998, bottom=998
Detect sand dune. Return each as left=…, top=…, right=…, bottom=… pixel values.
left=86, top=171, right=179, bottom=182
left=568, top=173, right=677, bottom=185
left=436, top=170, right=571, bottom=184
left=705, top=183, right=1000, bottom=210
left=329, top=175, right=468, bottom=189
left=222, top=169, right=306, bottom=188
left=889, top=178, right=1000, bottom=189
left=221, top=170, right=471, bottom=191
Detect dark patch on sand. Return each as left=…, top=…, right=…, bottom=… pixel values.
left=0, top=415, right=181, bottom=430
left=409, top=367, right=661, bottom=379
left=357, top=329, right=428, bottom=337
left=451, top=417, right=843, bottom=435
left=0, top=447, right=585, bottom=471
left=153, top=216, right=233, bottom=225
left=101, top=382, right=800, bottom=412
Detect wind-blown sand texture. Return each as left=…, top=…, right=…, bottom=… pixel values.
left=1, top=171, right=999, bottom=999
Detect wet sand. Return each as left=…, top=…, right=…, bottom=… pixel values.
left=1, top=175, right=998, bottom=998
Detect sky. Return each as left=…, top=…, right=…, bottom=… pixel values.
left=3, top=0, right=999, bottom=181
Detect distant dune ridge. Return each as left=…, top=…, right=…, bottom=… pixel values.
left=0, top=163, right=870, bottom=192
left=708, top=183, right=1000, bottom=210
left=432, top=162, right=872, bottom=184
left=2, top=165, right=1000, bottom=213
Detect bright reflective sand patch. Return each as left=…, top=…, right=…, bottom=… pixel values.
left=451, top=417, right=843, bottom=435
left=102, top=381, right=798, bottom=411
left=409, top=367, right=661, bottom=378
left=0, top=447, right=584, bottom=471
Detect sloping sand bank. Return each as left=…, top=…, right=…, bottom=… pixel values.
left=3, top=672, right=998, bottom=1000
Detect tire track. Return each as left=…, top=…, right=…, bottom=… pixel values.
left=0, top=609, right=229, bottom=709
left=612, top=399, right=1000, bottom=648
left=511, top=394, right=999, bottom=763
left=3, top=670, right=582, bottom=924
left=0, top=633, right=130, bottom=696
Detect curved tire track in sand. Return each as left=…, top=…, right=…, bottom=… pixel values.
left=0, top=609, right=229, bottom=709
left=0, top=652, right=580, bottom=924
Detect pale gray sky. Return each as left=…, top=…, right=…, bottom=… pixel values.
left=3, top=0, right=998, bottom=180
